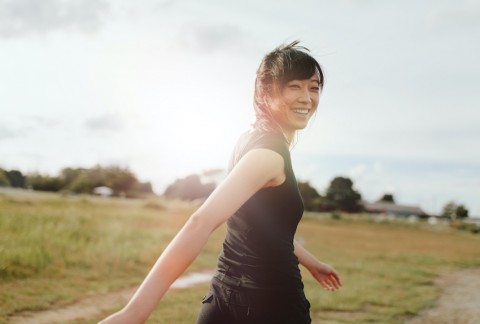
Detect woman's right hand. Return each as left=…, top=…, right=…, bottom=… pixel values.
left=309, top=261, right=342, bottom=292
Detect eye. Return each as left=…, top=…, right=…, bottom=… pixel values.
left=288, top=83, right=301, bottom=89
left=310, top=86, right=320, bottom=92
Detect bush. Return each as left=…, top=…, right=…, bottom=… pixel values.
left=331, top=211, right=342, bottom=220
left=451, top=222, right=479, bottom=234
left=0, top=169, right=10, bottom=187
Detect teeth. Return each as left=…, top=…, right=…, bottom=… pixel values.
left=293, top=109, right=310, bottom=115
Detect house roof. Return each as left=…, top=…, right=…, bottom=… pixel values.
left=363, top=201, right=427, bottom=216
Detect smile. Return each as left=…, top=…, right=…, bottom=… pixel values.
left=292, top=108, right=310, bottom=116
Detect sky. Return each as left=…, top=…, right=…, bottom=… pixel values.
left=1, top=0, right=479, bottom=216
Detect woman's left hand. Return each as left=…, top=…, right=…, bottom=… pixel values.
left=309, top=261, right=342, bottom=291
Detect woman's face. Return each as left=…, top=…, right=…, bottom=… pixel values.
left=269, top=74, right=320, bottom=135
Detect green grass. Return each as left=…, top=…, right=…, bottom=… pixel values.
left=298, top=214, right=480, bottom=323
left=1, top=190, right=480, bottom=323
left=0, top=190, right=224, bottom=322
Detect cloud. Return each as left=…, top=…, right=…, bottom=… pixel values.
left=23, top=115, right=60, bottom=128
left=0, top=124, right=20, bottom=140
left=149, top=0, right=175, bottom=11
left=426, top=1, right=480, bottom=32
left=84, top=113, right=124, bottom=131
left=179, top=22, right=245, bottom=53
left=0, top=0, right=109, bottom=38
left=0, top=118, right=59, bottom=141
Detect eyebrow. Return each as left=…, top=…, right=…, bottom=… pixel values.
left=311, top=79, right=320, bottom=84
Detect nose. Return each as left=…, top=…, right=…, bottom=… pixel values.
left=298, top=88, right=312, bottom=104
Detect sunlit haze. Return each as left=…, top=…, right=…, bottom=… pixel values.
left=1, top=0, right=479, bottom=216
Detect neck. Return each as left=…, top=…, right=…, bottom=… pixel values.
left=285, top=132, right=294, bottom=144
left=273, top=124, right=295, bottom=146
left=281, top=128, right=295, bottom=146
left=253, top=120, right=295, bottom=144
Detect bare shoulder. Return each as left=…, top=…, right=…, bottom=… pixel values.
left=192, top=147, right=286, bottom=229
left=232, top=148, right=285, bottom=188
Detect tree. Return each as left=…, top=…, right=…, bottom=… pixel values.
left=378, top=193, right=395, bottom=203
left=67, top=172, right=92, bottom=193
left=164, top=174, right=215, bottom=200
left=298, top=181, right=320, bottom=211
left=326, top=176, right=362, bottom=212
left=25, top=165, right=153, bottom=197
left=0, top=169, right=10, bottom=187
left=61, top=167, right=85, bottom=188
left=136, top=181, right=154, bottom=194
left=441, top=202, right=456, bottom=219
left=455, top=205, right=469, bottom=219
left=441, top=201, right=469, bottom=221
left=26, top=173, right=64, bottom=192
left=104, top=166, right=137, bottom=195
left=61, top=166, right=150, bottom=197
left=5, top=170, right=25, bottom=188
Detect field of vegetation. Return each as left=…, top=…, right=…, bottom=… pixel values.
left=1, top=188, right=480, bottom=323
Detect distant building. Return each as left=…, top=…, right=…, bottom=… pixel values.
left=363, top=201, right=428, bottom=218
left=93, top=186, right=113, bottom=197
left=464, top=218, right=480, bottom=225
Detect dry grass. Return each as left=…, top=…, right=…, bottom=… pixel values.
left=299, top=214, right=480, bottom=323
left=1, top=189, right=480, bottom=323
left=0, top=189, right=224, bottom=322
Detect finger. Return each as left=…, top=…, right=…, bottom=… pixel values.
left=328, top=275, right=341, bottom=289
left=318, top=275, right=336, bottom=290
left=325, top=280, right=338, bottom=291
left=330, top=272, right=342, bottom=287
left=319, top=280, right=332, bottom=291
left=324, top=279, right=336, bottom=291
left=316, top=276, right=332, bottom=290
left=315, top=273, right=337, bottom=291
left=327, top=275, right=342, bottom=291
left=326, top=279, right=338, bottom=290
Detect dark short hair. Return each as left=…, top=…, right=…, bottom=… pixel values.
left=253, top=41, right=324, bottom=132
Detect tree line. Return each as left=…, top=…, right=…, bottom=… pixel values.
left=163, top=172, right=364, bottom=212
left=0, top=166, right=153, bottom=197
left=1, top=166, right=470, bottom=218
left=164, top=172, right=470, bottom=218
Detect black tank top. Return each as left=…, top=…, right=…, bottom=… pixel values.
left=216, top=129, right=305, bottom=292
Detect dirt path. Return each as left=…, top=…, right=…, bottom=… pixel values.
left=405, top=268, right=480, bottom=324
left=8, top=268, right=480, bottom=323
left=8, top=271, right=214, bottom=324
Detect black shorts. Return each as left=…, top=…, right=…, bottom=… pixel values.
left=196, top=276, right=311, bottom=324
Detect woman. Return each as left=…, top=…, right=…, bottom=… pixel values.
left=100, top=41, right=341, bottom=324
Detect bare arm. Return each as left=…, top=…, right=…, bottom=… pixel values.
left=99, top=149, right=285, bottom=323
left=294, top=239, right=342, bottom=291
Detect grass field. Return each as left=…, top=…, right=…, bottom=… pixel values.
left=1, top=188, right=480, bottom=323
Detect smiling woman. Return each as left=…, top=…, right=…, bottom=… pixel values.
left=99, top=41, right=341, bottom=324
left=268, top=75, right=321, bottom=136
